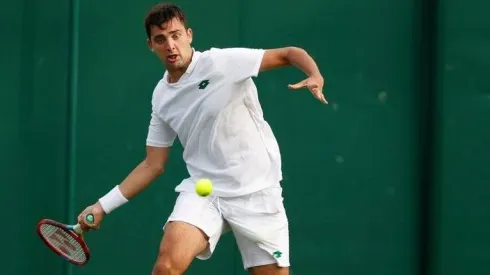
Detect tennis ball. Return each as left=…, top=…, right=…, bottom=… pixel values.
left=195, top=178, right=213, bottom=197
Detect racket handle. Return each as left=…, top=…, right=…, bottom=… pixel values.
left=72, top=214, right=95, bottom=234
left=73, top=224, right=83, bottom=234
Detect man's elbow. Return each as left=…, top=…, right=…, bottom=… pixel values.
left=286, top=46, right=308, bottom=58
left=142, top=160, right=165, bottom=175
left=287, top=46, right=305, bottom=52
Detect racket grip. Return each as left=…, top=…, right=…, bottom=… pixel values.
left=73, top=224, right=83, bottom=234
left=72, top=214, right=94, bottom=234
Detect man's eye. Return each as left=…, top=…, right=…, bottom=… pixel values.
left=172, top=34, right=181, bottom=40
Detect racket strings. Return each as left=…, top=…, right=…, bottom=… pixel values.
left=39, top=224, right=87, bottom=263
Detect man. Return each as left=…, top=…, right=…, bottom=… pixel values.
left=77, top=2, right=326, bottom=275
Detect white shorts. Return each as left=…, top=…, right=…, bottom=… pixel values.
left=163, top=186, right=290, bottom=270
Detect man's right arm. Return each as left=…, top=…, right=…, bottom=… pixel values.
left=78, top=92, right=177, bottom=229
left=116, top=146, right=170, bottom=200
left=94, top=146, right=170, bottom=213
left=78, top=146, right=170, bottom=230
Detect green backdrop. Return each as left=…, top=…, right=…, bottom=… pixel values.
left=2, top=0, right=489, bottom=274
left=430, top=0, right=490, bottom=275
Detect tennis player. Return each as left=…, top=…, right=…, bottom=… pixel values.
left=77, top=3, right=326, bottom=275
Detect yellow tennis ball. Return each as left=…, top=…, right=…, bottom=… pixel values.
left=195, top=178, right=213, bottom=197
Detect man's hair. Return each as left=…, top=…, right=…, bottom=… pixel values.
left=144, top=3, right=188, bottom=39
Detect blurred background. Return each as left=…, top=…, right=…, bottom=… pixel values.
left=2, top=0, right=490, bottom=274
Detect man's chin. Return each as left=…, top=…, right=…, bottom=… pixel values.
left=163, top=61, right=180, bottom=69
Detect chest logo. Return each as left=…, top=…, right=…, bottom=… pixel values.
left=198, top=79, right=210, bottom=90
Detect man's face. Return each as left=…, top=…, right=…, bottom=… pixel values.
left=147, top=18, right=193, bottom=70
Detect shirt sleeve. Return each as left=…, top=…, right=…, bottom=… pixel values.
left=210, top=47, right=266, bottom=83
left=146, top=109, right=177, bottom=147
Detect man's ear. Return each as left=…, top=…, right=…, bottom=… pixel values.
left=187, top=28, right=193, bottom=44
left=147, top=38, right=154, bottom=52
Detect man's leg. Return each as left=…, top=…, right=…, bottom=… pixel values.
left=249, top=264, right=288, bottom=275
left=152, top=221, right=208, bottom=275
left=221, top=185, right=290, bottom=275
left=152, top=192, right=226, bottom=275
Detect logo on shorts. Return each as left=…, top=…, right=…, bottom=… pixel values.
left=198, top=79, right=210, bottom=89
left=272, top=250, right=282, bottom=258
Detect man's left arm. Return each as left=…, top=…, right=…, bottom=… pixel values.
left=261, top=47, right=328, bottom=104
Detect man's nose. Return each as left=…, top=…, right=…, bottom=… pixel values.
left=166, top=40, right=176, bottom=51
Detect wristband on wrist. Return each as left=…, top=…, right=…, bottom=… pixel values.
left=98, top=185, right=128, bottom=214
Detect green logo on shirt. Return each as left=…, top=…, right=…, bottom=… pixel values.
left=273, top=250, right=282, bottom=258
left=198, top=79, right=210, bottom=89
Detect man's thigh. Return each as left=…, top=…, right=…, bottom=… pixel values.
left=221, top=186, right=290, bottom=271
left=249, top=264, right=289, bottom=275
left=164, top=192, right=228, bottom=260
left=153, top=221, right=209, bottom=273
left=152, top=191, right=227, bottom=274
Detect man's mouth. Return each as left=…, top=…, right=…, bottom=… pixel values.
left=167, top=54, right=178, bottom=63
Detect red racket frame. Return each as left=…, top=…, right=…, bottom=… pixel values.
left=36, top=219, right=90, bottom=266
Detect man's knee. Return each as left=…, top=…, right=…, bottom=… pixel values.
left=152, top=255, right=185, bottom=275
left=249, top=264, right=289, bottom=275
left=151, top=221, right=209, bottom=275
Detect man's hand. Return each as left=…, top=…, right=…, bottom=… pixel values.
left=260, top=47, right=327, bottom=104
left=77, top=202, right=105, bottom=231
left=288, top=74, right=327, bottom=104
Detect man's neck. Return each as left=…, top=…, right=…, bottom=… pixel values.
left=167, top=70, right=185, bottom=83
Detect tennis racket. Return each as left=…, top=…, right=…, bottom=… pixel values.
left=36, top=214, right=94, bottom=266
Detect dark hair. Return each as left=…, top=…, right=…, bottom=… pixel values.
left=144, top=3, right=188, bottom=39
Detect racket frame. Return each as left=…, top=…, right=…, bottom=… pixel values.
left=36, top=218, right=91, bottom=266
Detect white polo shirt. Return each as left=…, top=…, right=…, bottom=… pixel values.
left=146, top=47, right=282, bottom=197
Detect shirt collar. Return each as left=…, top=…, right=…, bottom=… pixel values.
left=185, top=48, right=201, bottom=75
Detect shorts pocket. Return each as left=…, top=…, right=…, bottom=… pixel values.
left=239, top=186, right=284, bottom=214
left=258, top=186, right=285, bottom=214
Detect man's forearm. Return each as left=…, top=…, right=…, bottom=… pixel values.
left=95, top=160, right=163, bottom=214
left=117, top=160, right=164, bottom=200
left=286, top=47, right=322, bottom=77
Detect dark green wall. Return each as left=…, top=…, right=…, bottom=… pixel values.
left=430, top=0, right=490, bottom=275
left=2, top=0, right=489, bottom=274
left=1, top=0, right=71, bottom=275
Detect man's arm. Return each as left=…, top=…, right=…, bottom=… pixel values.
left=77, top=146, right=170, bottom=229
left=259, top=47, right=318, bottom=75
left=260, top=47, right=328, bottom=104
left=116, top=146, right=170, bottom=200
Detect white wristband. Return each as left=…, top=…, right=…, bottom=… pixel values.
left=98, top=185, right=128, bottom=214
